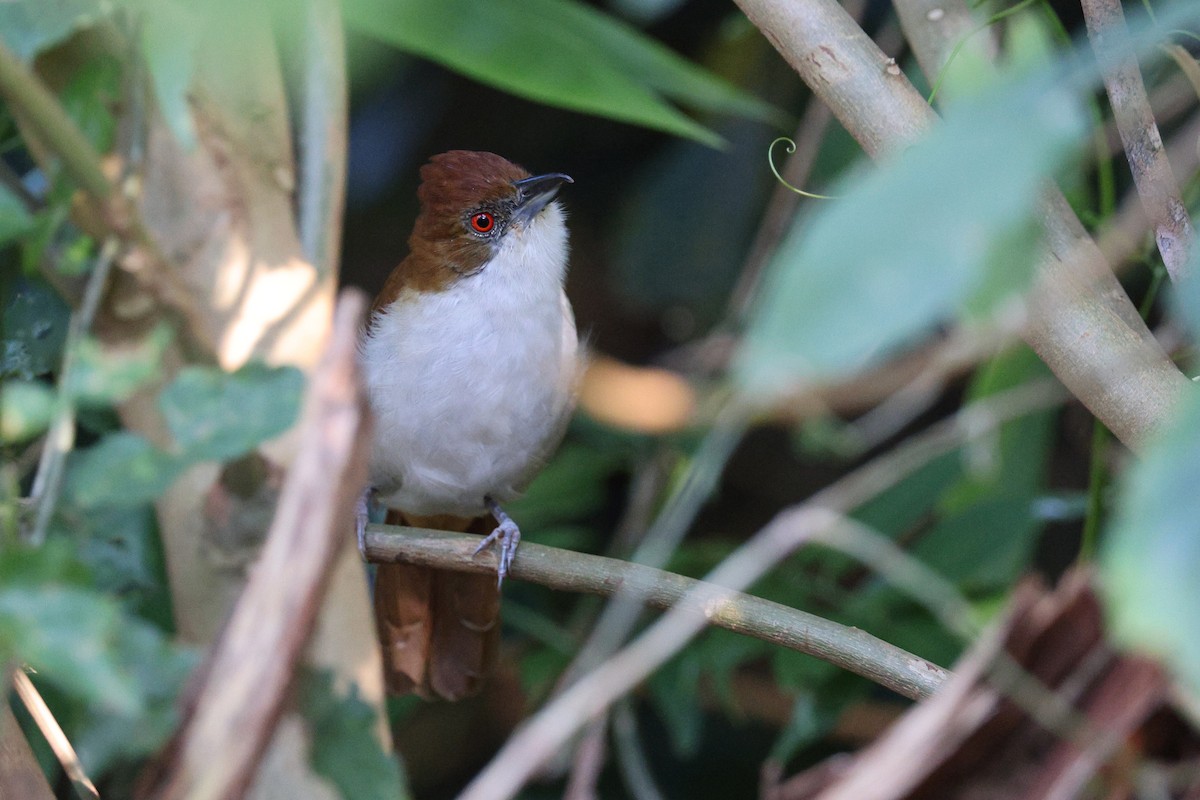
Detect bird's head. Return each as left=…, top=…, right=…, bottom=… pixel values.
left=407, top=151, right=573, bottom=285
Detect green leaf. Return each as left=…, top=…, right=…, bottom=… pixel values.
left=66, top=326, right=171, bottom=406
left=648, top=651, right=704, bottom=757
left=343, top=0, right=777, bottom=147
left=158, top=363, right=304, bottom=462
left=0, top=379, right=55, bottom=442
left=915, top=347, right=1055, bottom=589
left=0, top=0, right=111, bottom=61
left=1103, top=390, right=1200, bottom=696
left=768, top=692, right=843, bottom=764
left=1, top=277, right=70, bottom=380
left=71, top=619, right=195, bottom=773
left=139, top=0, right=200, bottom=149
left=66, top=432, right=188, bottom=509
left=0, top=183, right=34, bottom=245
left=0, top=585, right=140, bottom=713
left=58, top=54, right=121, bottom=155
left=507, top=441, right=624, bottom=530
left=735, top=69, right=1087, bottom=395
left=299, top=669, right=409, bottom=800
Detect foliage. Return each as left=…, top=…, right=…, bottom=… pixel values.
left=341, top=0, right=781, bottom=148
left=1, top=0, right=1199, bottom=797
left=299, top=669, right=409, bottom=800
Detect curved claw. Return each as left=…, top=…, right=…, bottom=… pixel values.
left=355, top=487, right=373, bottom=559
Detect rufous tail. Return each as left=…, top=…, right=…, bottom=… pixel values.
left=373, top=510, right=501, bottom=700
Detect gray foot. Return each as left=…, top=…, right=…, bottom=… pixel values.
left=475, top=496, right=521, bottom=587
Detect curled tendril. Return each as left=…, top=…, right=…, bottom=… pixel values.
left=768, top=137, right=836, bottom=200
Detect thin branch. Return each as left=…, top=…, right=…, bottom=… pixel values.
left=364, top=524, right=948, bottom=702
left=287, top=0, right=348, bottom=276
left=612, top=699, right=666, bottom=800
left=25, top=237, right=118, bottom=546
left=141, top=290, right=370, bottom=800
left=453, top=379, right=1066, bottom=800
left=11, top=670, right=98, bottom=800
left=0, top=43, right=111, bottom=201
left=562, top=718, right=608, bottom=800
left=735, top=0, right=1188, bottom=452
left=0, top=39, right=216, bottom=359
left=1083, top=0, right=1193, bottom=281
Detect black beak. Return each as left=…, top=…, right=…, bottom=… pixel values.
left=512, top=172, right=573, bottom=225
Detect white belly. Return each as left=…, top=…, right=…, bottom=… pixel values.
left=359, top=278, right=578, bottom=517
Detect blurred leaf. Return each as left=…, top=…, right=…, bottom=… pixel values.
left=610, top=127, right=776, bottom=322
left=66, top=431, right=187, bottom=509
left=71, top=621, right=195, bottom=773
left=343, top=0, right=779, bottom=147
left=0, top=586, right=140, bottom=713
left=1, top=277, right=70, bottom=380
left=58, top=54, right=121, bottom=155
left=299, top=669, right=409, bottom=800
left=1170, top=241, right=1200, bottom=342
left=916, top=347, right=1055, bottom=589
left=0, top=379, right=54, bottom=442
left=771, top=647, right=838, bottom=692
left=0, top=0, right=110, bottom=61
left=0, top=183, right=34, bottom=244
left=66, top=505, right=161, bottom=595
left=648, top=650, right=704, bottom=757
left=736, top=70, right=1087, bottom=394
left=518, top=646, right=571, bottom=699
left=696, top=628, right=767, bottom=707
left=915, top=496, right=1041, bottom=589
left=139, top=0, right=199, bottom=149
left=508, top=441, right=624, bottom=530
left=1104, top=390, right=1200, bottom=697
left=158, top=363, right=304, bottom=462
left=768, top=692, right=842, bottom=764
left=66, top=326, right=171, bottom=406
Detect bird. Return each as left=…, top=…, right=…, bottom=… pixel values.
left=356, top=150, right=580, bottom=700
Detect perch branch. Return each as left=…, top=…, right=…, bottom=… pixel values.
left=455, top=379, right=1067, bottom=800
left=1082, top=0, right=1193, bottom=281
left=364, top=524, right=949, bottom=702
left=142, top=290, right=370, bottom=800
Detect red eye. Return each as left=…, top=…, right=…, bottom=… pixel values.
left=470, top=212, right=495, bottom=233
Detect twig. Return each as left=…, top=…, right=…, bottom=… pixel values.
left=1083, top=0, right=1193, bottom=281
left=893, top=0, right=996, bottom=87
left=562, top=717, right=608, bottom=800
left=25, top=237, right=119, bottom=546
left=0, top=42, right=111, bottom=201
left=0, top=38, right=216, bottom=359
left=451, top=379, right=1063, bottom=800
left=10, top=670, right=98, bottom=800
left=612, top=699, right=665, bottom=800
left=287, top=0, right=348, bottom=275
left=141, top=290, right=370, bottom=800
left=735, top=0, right=1188, bottom=452
left=364, top=524, right=947, bottom=701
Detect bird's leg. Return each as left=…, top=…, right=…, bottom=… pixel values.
left=355, top=487, right=374, bottom=559
left=475, top=496, right=521, bottom=586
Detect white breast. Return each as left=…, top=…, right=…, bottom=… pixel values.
left=359, top=203, right=578, bottom=517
